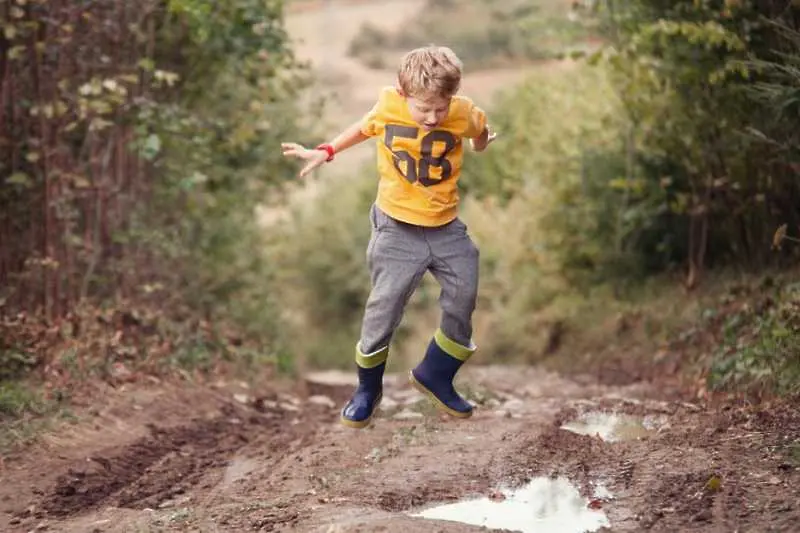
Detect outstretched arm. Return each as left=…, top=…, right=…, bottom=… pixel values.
left=281, top=119, right=369, bottom=178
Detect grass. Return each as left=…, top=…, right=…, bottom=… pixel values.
left=0, top=381, right=77, bottom=454
left=705, top=277, right=800, bottom=397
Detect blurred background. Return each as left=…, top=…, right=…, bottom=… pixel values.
left=2, top=0, right=800, bottom=415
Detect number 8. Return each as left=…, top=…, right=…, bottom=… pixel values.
left=383, top=125, right=457, bottom=187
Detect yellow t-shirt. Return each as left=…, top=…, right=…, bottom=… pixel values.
left=360, top=87, right=487, bottom=227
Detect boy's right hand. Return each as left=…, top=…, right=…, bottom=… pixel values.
left=281, top=142, right=330, bottom=178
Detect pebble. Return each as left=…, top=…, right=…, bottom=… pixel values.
left=307, top=395, right=336, bottom=409
left=393, top=409, right=424, bottom=420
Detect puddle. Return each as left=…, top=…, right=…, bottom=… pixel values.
left=560, top=411, right=666, bottom=442
left=410, top=477, right=610, bottom=533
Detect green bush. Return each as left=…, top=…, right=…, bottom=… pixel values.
left=589, top=0, right=800, bottom=287
left=131, top=0, right=321, bottom=361
left=0, top=0, right=319, bottom=393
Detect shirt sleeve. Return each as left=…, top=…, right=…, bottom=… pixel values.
left=360, top=100, right=382, bottom=137
left=463, top=101, right=488, bottom=139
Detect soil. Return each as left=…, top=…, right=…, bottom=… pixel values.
left=1, top=366, right=798, bottom=532
left=1, top=2, right=797, bottom=532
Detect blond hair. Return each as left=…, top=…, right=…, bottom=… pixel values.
left=397, top=45, right=463, bottom=99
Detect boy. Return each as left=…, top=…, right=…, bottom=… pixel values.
left=281, top=45, right=496, bottom=428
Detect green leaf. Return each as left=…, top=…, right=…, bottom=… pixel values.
left=7, top=172, right=33, bottom=187
left=8, top=45, right=25, bottom=60
left=772, top=327, right=790, bottom=339
left=141, top=133, right=162, bottom=161
left=3, top=25, right=17, bottom=40
left=138, top=57, right=156, bottom=72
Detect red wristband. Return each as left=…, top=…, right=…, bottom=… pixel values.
left=315, top=143, right=335, bottom=162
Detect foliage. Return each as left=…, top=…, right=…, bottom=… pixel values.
left=709, top=312, right=800, bottom=395
left=464, top=1, right=800, bottom=286
left=0, top=381, right=46, bottom=420
left=347, top=0, right=595, bottom=70
left=585, top=0, right=800, bottom=288
left=0, top=0, right=314, bottom=401
left=702, top=278, right=800, bottom=396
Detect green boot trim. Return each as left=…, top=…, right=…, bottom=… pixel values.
left=355, top=342, right=389, bottom=369
left=433, top=328, right=476, bottom=362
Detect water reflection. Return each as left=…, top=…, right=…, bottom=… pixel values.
left=411, top=476, right=610, bottom=533
left=560, top=411, right=666, bottom=442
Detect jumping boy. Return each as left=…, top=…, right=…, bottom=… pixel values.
left=281, top=45, right=497, bottom=428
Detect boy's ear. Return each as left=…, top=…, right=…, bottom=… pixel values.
left=395, top=82, right=406, bottom=98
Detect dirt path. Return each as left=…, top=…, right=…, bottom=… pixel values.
left=1, top=365, right=797, bottom=532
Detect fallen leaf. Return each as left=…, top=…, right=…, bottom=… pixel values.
left=773, top=224, right=787, bottom=250
left=588, top=498, right=604, bottom=510
left=705, top=475, right=722, bottom=492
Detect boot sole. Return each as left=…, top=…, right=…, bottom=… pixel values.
left=409, top=371, right=473, bottom=419
left=340, top=393, right=382, bottom=429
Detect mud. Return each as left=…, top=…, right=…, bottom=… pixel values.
left=42, top=402, right=287, bottom=516
left=0, top=366, right=798, bottom=532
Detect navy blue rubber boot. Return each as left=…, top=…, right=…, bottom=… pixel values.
left=410, top=329, right=475, bottom=418
left=340, top=344, right=388, bottom=428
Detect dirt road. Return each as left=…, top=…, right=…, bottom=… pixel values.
left=1, top=364, right=797, bottom=532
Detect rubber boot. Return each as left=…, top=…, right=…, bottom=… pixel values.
left=410, top=329, right=475, bottom=418
left=340, top=343, right=388, bottom=428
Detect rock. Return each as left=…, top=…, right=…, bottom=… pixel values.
left=304, top=371, right=356, bottom=387
left=380, top=397, right=399, bottom=409
left=393, top=409, right=423, bottom=420
left=279, top=393, right=301, bottom=406
left=501, top=398, right=524, bottom=412
left=307, top=395, right=336, bottom=409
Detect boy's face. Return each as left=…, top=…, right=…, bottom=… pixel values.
left=405, top=93, right=452, bottom=131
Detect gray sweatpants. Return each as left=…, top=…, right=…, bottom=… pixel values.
left=358, top=203, right=479, bottom=354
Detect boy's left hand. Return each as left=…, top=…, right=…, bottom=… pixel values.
left=471, top=128, right=498, bottom=152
